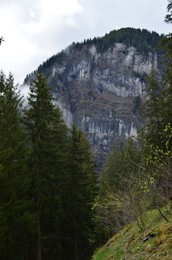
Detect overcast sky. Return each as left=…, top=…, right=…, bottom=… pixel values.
left=0, top=0, right=170, bottom=85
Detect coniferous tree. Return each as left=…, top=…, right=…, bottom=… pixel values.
left=165, top=1, right=172, bottom=24
left=0, top=72, right=32, bottom=259
left=141, top=2, right=172, bottom=155
left=24, top=73, right=68, bottom=260
left=162, top=3, right=172, bottom=127
left=138, top=2, right=172, bottom=221
left=63, top=125, right=96, bottom=260
left=141, top=71, right=165, bottom=150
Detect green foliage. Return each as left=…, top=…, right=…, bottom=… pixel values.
left=145, top=123, right=172, bottom=165
left=93, top=207, right=172, bottom=260
left=140, top=3, right=172, bottom=210
left=24, top=28, right=164, bottom=87
left=83, top=28, right=164, bottom=54
left=0, top=71, right=33, bottom=259
left=141, top=123, right=172, bottom=216
left=0, top=7, right=171, bottom=259
left=165, top=2, right=172, bottom=23
left=94, top=139, right=147, bottom=243
left=137, top=2, right=172, bottom=225
left=23, top=74, right=97, bottom=259
left=141, top=70, right=165, bottom=150
left=61, top=125, right=97, bottom=260
left=0, top=71, right=97, bottom=259
left=37, top=51, right=67, bottom=78
left=24, top=73, right=69, bottom=259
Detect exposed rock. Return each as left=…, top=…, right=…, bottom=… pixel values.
left=142, top=233, right=156, bottom=242
left=24, top=28, right=164, bottom=168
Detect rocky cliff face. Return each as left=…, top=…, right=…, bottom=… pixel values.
left=24, top=28, right=164, bottom=168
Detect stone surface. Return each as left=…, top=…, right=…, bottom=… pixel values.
left=24, top=29, right=164, bottom=168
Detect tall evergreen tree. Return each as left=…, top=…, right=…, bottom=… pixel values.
left=138, top=2, right=172, bottom=221
left=63, top=125, right=96, bottom=260
left=25, top=73, right=68, bottom=260
left=0, top=72, right=32, bottom=259
left=141, top=71, right=165, bottom=150
left=141, top=2, right=172, bottom=154
left=165, top=1, right=172, bottom=24
left=162, top=2, right=172, bottom=126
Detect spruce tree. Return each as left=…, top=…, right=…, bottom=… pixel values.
left=0, top=72, right=32, bottom=259
left=137, top=2, right=172, bottom=222
left=141, top=2, right=172, bottom=154
left=141, top=71, right=165, bottom=149
left=63, top=125, right=96, bottom=260
left=24, top=73, right=68, bottom=260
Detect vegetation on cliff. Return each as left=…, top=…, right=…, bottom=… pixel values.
left=83, top=27, right=164, bottom=53
left=33, top=28, right=164, bottom=76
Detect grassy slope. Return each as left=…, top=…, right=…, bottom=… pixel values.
left=92, top=207, right=172, bottom=260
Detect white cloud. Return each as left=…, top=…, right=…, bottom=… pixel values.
left=0, top=0, right=170, bottom=85
left=22, top=0, right=82, bottom=33
left=0, top=0, right=83, bottom=83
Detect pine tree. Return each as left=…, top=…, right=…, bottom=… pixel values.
left=0, top=72, right=32, bottom=259
left=162, top=3, right=172, bottom=127
left=141, top=2, right=172, bottom=154
left=137, top=2, right=172, bottom=222
left=141, top=71, right=165, bottom=150
left=165, top=1, right=172, bottom=24
left=24, top=73, right=68, bottom=259
left=63, top=125, right=96, bottom=260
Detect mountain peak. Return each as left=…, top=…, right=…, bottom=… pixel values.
left=24, top=28, right=164, bottom=167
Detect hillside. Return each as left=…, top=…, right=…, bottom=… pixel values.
left=24, top=28, right=165, bottom=167
left=92, top=206, right=172, bottom=260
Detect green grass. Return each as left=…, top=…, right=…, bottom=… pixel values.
left=92, top=207, right=172, bottom=260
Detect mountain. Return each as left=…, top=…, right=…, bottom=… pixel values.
left=24, top=28, right=164, bottom=168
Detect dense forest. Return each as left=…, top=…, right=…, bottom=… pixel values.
left=79, top=27, right=164, bottom=53
left=1, top=2, right=172, bottom=260
left=0, top=73, right=96, bottom=259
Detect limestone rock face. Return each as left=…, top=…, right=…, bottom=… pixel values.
left=24, top=28, right=164, bottom=167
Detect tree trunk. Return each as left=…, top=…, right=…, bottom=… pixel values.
left=37, top=212, right=42, bottom=260
left=74, top=232, right=78, bottom=260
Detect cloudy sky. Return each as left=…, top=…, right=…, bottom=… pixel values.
left=0, top=0, right=170, bottom=85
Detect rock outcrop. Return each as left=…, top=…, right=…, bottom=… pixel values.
left=24, top=28, right=164, bottom=167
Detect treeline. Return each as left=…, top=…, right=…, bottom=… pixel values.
left=93, top=4, right=172, bottom=244
left=75, top=28, right=164, bottom=53
left=0, top=72, right=97, bottom=260
left=24, top=28, right=164, bottom=86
